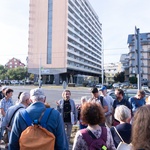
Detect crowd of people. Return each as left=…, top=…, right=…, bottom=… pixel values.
left=0, top=85, right=150, bottom=150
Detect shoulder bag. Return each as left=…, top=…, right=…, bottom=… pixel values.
left=114, top=127, right=132, bottom=150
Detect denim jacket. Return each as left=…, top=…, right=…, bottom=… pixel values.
left=9, top=102, right=68, bottom=150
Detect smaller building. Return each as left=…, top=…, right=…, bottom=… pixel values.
left=5, top=57, right=25, bottom=69
left=104, top=62, right=122, bottom=84
left=120, top=54, right=129, bottom=81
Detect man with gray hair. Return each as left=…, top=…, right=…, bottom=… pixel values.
left=9, top=88, right=68, bottom=150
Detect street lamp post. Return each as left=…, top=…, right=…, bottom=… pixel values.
left=135, top=27, right=141, bottom=90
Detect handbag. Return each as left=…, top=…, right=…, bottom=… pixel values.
left=2, top=129, right=9, bottom=143
left=114, top=127, right=132, bottom=150
left=2, top=106, right=23, bottom=144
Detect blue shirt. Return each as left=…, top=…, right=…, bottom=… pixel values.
left=113, top=98, right=131, bottom=110
left=9, top=102, right=68, bottom=150
left=128, top=97, right=145, bottom=113
left=0, top=97, right=13, bottom=113
left=0, top=97, right=13, bottom=122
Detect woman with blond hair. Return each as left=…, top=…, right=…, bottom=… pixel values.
left=132, top=105, right=150, bottom=150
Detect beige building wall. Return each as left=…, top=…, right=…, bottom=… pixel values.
left=28, top=0, right=68, bottom=71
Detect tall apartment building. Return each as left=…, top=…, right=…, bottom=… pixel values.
left=127, top=33, right=150, bottom=85
left=28, top=0, right=102, bottom=84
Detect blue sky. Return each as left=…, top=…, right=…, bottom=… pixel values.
left=0, top=0, right=150, bottom=65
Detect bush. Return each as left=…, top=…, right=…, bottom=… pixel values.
left=82, top=81, right=88, bottom=87
left=34, top=82, right=39, bottom=86
left=68, top=83, right=75, bottom=87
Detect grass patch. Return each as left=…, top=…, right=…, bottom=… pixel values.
left=70, top=125, right=79, bottom=144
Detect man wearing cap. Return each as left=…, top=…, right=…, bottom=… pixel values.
left=100, top=86, right=114, bottom=127
left=89, top=87, right=108, bottom=113
left=9, top=88, right=68, bottom=150
left=0, top=86, right=7, bottom=100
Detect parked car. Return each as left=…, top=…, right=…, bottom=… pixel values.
left=120, top=82, right=130, bottom=88
left=131, top=84, right=137, bottom=89
left=0, top=80, right=4, bottom=85
left=4, top=80, right=11, bottom=85
left=19, top=80, right=25, bottom=85
left=10, top=80, right=19, bottom=84
left=95, top=84, right=102, bottom=90
left=142, top=85, right=149, bottom=90
left=25, top=80, right=34, bottom=85
left=112, top=83, right=121, bottom=89
left=107, top=89, right=150, bottom=100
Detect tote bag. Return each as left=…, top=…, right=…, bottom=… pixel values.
left=114, top=127, right=132, bottom=150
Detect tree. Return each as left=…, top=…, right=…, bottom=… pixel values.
left=129, top=76, right=137, bottom=84
left=29, top=74, right=34, bottom=81
left=0, top=65, right=7, bottom=80
left=114, top=72, right=125, bottom=83
left=6, top=67, right=27, bottom=80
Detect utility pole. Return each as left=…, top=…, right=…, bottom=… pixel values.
left=39, top=50, right=41, bottom=88
left=135, top=27, right=141, bottom=90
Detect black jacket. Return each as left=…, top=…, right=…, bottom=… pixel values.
left=0, top=91, right=5, bottom=100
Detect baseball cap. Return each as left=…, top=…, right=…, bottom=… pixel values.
left=99, top=86, right=107, bottom=91
left=1, top=86, right=7, bottom=91
left=30, top=88, right=45, bottom=97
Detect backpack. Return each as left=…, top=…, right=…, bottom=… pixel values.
left=19, top=108, right=55, bottom=150
left=80, top=127, right=107, bottom=150
left=98, top=96, right=104, bottom=107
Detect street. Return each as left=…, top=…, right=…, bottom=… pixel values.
left=8, top=85, right=92, bottom=108
left=1, top=85, right=92, bottom=149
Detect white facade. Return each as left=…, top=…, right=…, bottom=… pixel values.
left=127, top=33, right=150, bottom=85
left=104, top=62, right=122, bottom=83
left=120, top=54, right=129, bottom=81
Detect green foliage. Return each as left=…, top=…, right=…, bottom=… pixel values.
left=0, top=65, right=7, bottom=80
left=29, top=74, right=34, bottom=81
left=114, top=72, right=125, bottom=83
left=6, top=68, right=25, bottom=80
left=129, top=76, right=137, bottom=84
left=0, top=65, right=28, bottom=80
